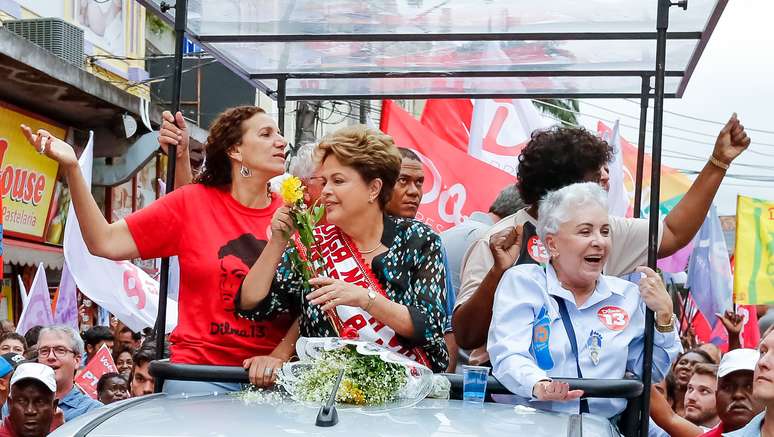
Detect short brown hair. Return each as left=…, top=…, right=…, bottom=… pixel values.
left=692, top=363, right=719, bottom=379
left=316, top=125, right=401, bottom=208
left=196, top=106, right=266, bottom=187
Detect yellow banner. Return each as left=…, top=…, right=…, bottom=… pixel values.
left=0, top=103, right=63, bottom=240
left=734, top=195, right=774, bottom=304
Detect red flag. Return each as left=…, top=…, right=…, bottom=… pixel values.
left=380, top=100, right=516, bottom=233
left=692, top=305, right=761, bottom=352
left=74, top=344, right=118, bottom=399
left=420, top=99, right=473, bottom=150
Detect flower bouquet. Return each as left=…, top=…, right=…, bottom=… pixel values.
left=277, top=337, right=433, bottom=412
left=278, top=176, right=326, bottom=285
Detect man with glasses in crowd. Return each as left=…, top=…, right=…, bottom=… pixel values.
left=36, top=326, right=102, bottom=421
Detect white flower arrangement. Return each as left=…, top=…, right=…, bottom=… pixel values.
left=277, top=338, right=433, bottom=410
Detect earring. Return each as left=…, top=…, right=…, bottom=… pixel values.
left=240, top=164, right=252, bottom=177
left=368, top=197, right=375, bottom=204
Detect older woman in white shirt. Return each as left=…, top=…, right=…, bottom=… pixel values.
left=488, top=182, right=681, bottom=418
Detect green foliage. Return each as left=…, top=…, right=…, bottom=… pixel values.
left=533, top=99, right=580, bottom=126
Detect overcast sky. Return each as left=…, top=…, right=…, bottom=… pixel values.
left=577, top=0, right=774, bottom=216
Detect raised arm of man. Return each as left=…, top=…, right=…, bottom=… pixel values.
left=452, top=226, right=520, bottom=349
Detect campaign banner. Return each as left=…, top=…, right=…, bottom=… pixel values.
left=467, top=99, right=547, bottom=176
left=0, top=102, right=63, bottom=240
left=74, top=344, right=118, bottom=399
left=380, top=100, right=515, bottom=233
left=734, top=195, right=774, bottom=304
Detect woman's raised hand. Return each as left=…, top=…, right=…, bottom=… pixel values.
left=307, top=277, right=369, bottom=312
left=20, top=125, right=78, bottom=169
left=532, top=380, right=584, bottom=402
left=269, top=206, right=296, bottom=244
left=635, top=266, right=673, bottom=319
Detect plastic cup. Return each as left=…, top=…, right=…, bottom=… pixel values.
left=461, top=365, right=489, bottom=403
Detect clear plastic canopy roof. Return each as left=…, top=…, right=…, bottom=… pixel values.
left=139, top=0, right=727, bottom=100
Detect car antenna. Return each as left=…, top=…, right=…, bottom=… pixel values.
left=315, top=368, right=345, bottom=427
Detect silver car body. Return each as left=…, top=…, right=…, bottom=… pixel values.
left=50, top=392, right=621, bottom=437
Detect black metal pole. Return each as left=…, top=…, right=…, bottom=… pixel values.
left=154, top=0, right=187, bottom=392
left=633, top=76, right=650, bottom=219
left=359, top=100, right=368, bottom=123
left=639, top=1, right=674, bottom=434
left=277, top=77, right=287, bottom=135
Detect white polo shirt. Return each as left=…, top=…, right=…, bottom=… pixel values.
left=488, top=263, right=681, bottom=418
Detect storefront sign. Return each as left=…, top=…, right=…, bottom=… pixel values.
left=0, top=102, right=63, bottom=240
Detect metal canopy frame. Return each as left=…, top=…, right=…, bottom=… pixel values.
left=141, top=2, right=729, bottom=437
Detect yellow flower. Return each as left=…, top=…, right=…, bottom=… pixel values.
left=279, top=176, right=304, bottom=205
left=340, top=379, right=366, bottom=405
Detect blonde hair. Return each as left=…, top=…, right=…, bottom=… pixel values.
left=316, top=124, right=401, bottom=208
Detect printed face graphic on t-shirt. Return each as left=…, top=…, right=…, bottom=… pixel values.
left=217, top=234, right=266, bottom=312
left=219, top=254, right=248, bottom=310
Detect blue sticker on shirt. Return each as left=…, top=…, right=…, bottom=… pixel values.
left=531, top=306, right=554, bottom=370
left=587, top=330, right=603, bottom=366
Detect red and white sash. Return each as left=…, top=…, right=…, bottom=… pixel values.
left=294, top=224, right=431, bottom=367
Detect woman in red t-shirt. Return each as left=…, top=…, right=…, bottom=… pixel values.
left=20, top=106, right=298, bottom=391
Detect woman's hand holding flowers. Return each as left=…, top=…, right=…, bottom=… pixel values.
left=269, top=206, right=297, bottom=246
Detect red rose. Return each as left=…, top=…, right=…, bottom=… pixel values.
left=340, top=327, right=359, bottom=340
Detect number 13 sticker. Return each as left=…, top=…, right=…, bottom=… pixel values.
left=597, top=306, right=630, bottom=331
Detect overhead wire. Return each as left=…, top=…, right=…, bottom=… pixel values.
left=533, top=99, right=774, bottom=150
left=541, top=114, right=774, bottom=183
left=622, top=98, right=774, bottom=135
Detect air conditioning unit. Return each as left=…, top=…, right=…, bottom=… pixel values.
left=4, top=18, right=84, bottom=67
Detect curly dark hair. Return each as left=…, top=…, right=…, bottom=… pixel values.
left=195, top=106, right=266, bottom=187
left=516, top=126, right=613, bottom=206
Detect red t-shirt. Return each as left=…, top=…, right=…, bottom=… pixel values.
left=699, top=422, right=723, bottom=437
left=125, top=184, right=293, bottom=366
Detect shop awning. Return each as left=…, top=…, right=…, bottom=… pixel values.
left=137, top=0, right=727, bottom=100
left=3, top=238, right=64, bottom=270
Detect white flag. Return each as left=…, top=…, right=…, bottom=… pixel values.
left=63, top=132, right=177, bottom=333
left=53, top=262, right=79, bottom=330
left=606, top=120, right=630, bottom=217
left=467, top=99, right=549, bottom=176
left=16, top=263, right=54, bottom=335
left=17, top=274, right=28, bottom=310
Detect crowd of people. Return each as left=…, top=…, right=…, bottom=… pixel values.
left=0, top=321, right=158, bottom=436
left=10, top=104, right=772, bottom=435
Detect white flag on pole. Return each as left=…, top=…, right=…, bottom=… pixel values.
left=63, top=132, right=177, bottom=333
left=53, top=262, right=79, bottom=330
left=606, top=120, right=631, bottom=217
left=17, top=274, right=28, bottom=310
left=16, top=263, right=54, bottom=335
left=467, top=99, right=549, bottom=176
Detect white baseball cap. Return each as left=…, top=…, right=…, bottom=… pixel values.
left=718, top=348, right=759, bottom=378
left=9, top=362, right=57, bottom=396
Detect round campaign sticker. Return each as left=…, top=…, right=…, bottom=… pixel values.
left=527, top=235, right=549, bottom=263
left=597, top=306, right=630, bottom=331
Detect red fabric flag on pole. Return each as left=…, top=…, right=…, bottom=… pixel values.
left=380, top=100, right=516, bottom=233
left=420, top=99, right=473, bottom=151
left=74, top=344, right=118, bottom=399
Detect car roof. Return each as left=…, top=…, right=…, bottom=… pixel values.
left=50, top=392, right=619, bottom=437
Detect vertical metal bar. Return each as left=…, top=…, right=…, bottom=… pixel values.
left=633, top=76, right=649, bottom=219
left=277, top=77, right=287, bottom=135
left=154, top=0, right=187, bottom=392
left=359, top=100, right=368, bottom=123
left=639, top=1, right=670, bottom=435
